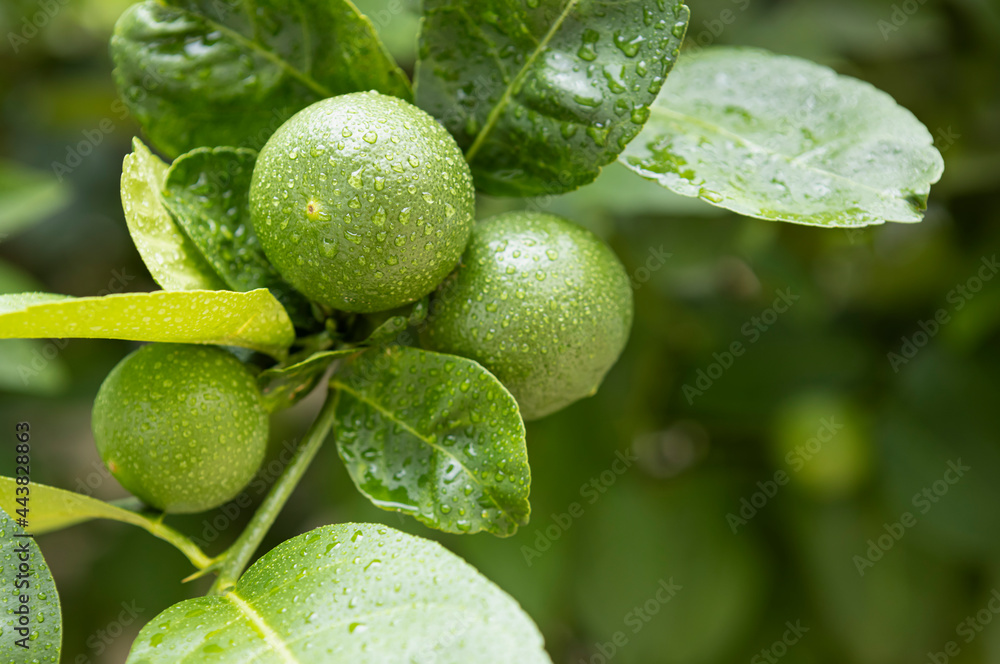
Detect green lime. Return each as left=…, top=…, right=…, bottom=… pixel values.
left=421, top=211, right=633, bottom=420
left=250, top=91, right=475, bottom=313
left=769, top=392, right=872, bottom=498
left=92, top=343, right=269, bottom=513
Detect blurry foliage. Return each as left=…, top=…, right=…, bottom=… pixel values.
left=0, top=0, right=998, bottom=662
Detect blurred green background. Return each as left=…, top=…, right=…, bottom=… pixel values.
left=2, top=0, right=999, bottom=662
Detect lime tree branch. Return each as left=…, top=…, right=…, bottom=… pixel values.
left=209, top=390, right=339, bottom=594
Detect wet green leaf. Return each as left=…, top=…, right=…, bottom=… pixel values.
left=620, top=47, right=945, bottom=227
left=126, top=523, right=551, bottom=663
left=121, top=138, right=227, bottom=291
left=0, top=505, right=62, bottom=663
left=0, top=289, right=294, bottom=359
left=162, top=146, right=312, bottom=325
left=0, top=159, right=70, bottom=241
left=331, top=346, right=530, bottom=536
left=415, top=0, right=690, bottom=196
left=111, top=0, right=412, bottom=157
left=259, top=348, right=359, bottom=413
left=360, top=315, right=409, bottom=346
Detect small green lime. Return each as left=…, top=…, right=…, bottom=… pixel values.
left=421, top=211, right=633, bottom=420
left=92, top=343, right=269, bottom=513
left=250, top=91, right=475, bottom=313
left=769, top=392, right=872, bottom=498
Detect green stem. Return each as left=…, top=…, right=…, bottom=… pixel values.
left=208, top=390, right=339, bottom=595
left=144, top=518, right=216, bottom=570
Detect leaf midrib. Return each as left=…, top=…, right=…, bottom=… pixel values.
left=227, top=592, right=299, bottom=664
left=464, top=0, right=581, bottom=162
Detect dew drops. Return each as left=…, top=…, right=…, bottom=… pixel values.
left=630, top=107, right=651, bottom=124
left=613, top=31, right=644, bottom=57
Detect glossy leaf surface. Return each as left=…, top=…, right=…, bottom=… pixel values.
left=415, top=0, right=690, bottom=196
left=620, top=47, right=945, bottom=227
left=126, top=523, right=551, bottom=663
left=121, top=138, right=226, bottom=290
left=332, top=346, right=530, bottom=536
left=0, top=505, right=62, bottom=663
left=111, top=0, right=412, bottom=156
left=0, top=289, right=294, bottom=359
left=162, top=146, right=312, bottom=324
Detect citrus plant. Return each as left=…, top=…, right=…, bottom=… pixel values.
left=0, top=0, right=944, bottom=661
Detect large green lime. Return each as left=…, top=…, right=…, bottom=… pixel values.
left=92, top=343, right=268, bottom=513
left=250, top=91, right=475, bottom=313
left=421, top=211, right=633, bottom=420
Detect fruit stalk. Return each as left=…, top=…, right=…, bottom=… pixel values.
left=208, top=390, right=340, bottom=594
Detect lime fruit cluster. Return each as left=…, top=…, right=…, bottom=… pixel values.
left=421, top=211, right=634, bottom=420
left=92, top=343, right=269, bottom=513
left=250, top=91, right=475, bottom=313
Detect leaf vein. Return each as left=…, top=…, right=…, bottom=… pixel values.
left=464, top=0, right=581, bottom=162
left=227, top=592, right=299, bottom=664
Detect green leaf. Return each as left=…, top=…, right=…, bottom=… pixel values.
left=0, top=478, right=212, bottom=569
left=357, top=297, right=429, bottom=347
left=258, top=348, right=359, bottom=413
left=126, top=523, right=551, bottom=663
left=161, top=146, right=313, bottom=325
left=415, top=0, right=690, bottom=196
left=0, top=506, right=62, bottom=662
left=111, top=0, right=412, bottom=157
left=0, top=159, right=71, bottom=241
left=0, top=289, right=294, bottom=359
left=121, top=138, right=227, bottom=291
left=331, top=346, right=530, bottom=536
left=620, top=47, right=945, bottom=227
left=360, top=315, right=409, bottom=346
